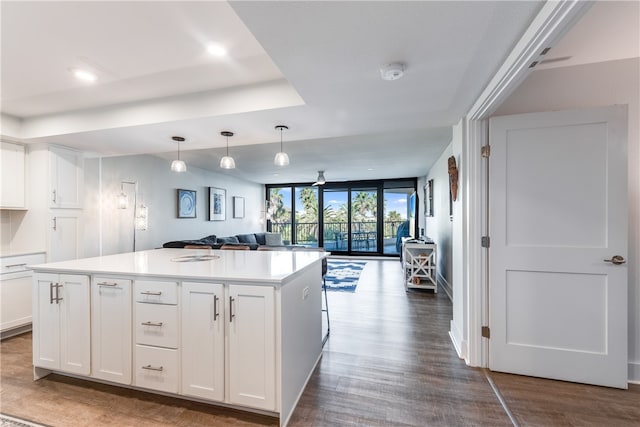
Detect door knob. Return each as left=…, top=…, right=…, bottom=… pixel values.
left=604, top=255, right=626, bottom=265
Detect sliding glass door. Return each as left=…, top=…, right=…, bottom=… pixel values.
left=323, top=188, right=348, bottom=251
left=295, top=186, right=319, bottom=247
left=267, top=178, right=416, bottom=256
left=350, top=188, right=377, bottom=253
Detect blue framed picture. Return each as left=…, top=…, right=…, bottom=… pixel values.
left=177, top=189, right=196, bottom=218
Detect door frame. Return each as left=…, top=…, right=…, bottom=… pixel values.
left=457, top=0, right=592, bottom=368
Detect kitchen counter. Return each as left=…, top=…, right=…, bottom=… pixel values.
left=30, top=248, right=324, bottom=285
left=30, top=248, right=326, bottom=426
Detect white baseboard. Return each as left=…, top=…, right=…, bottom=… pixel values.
left=629, top=361, right=640, bottom=384
left=449, top=320, right=467, bottom=360
left=438, top=272, right=452, bottom=302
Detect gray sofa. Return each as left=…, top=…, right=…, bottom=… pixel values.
left=162, top=232, right=296, bottom=250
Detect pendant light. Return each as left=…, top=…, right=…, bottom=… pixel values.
left=312, top=170, right=326, bottom=186
left=220, top=131, right=235, bottom=169
left=170, top=136, right=187, bottom=173
left=274, top=125, right=290, bottom=166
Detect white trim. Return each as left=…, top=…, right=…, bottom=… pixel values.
left=462, top=0, right=593, bottom=368
left=449, top=320, right=466, bottom=361
left=437, top=272, right=452, bottom=302
left=629, top=361, right=640, bottom=385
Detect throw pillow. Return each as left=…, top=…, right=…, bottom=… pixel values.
left=254, top=232, right=267, bottom=245
left=264, top=232, right=283, bottom=246
left=236, top=233, right=258, bottom=244
left=216, top=236, right=239, bottom=244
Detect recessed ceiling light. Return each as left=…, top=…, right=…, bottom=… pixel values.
left=73, top=69, right=97, bottom=82
left=207, top=44, right=227, bottom=57
left=367, top=168, right=374, bottom=171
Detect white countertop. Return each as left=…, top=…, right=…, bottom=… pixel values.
left=29, top=248, right=326, bottom=286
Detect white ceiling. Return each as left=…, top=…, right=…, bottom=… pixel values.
left=3, top=1, right=634, bottom=185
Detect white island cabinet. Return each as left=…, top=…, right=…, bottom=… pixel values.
left=30, top=248, right=325, bottom=427
left=91, top=277, right=131, bottom=384
left=33, top=273, right=90, bottom=375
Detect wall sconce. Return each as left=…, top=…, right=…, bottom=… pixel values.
left=118, top=180, right=148, bottom=252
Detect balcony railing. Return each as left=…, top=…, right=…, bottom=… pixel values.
left=270, top=220, right=405, bottom=250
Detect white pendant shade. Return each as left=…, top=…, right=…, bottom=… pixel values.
left=220, top=155, right=236, bottom=169
left=170, top=136, right=187, bottom=173
left=220, top=131, right=235, bottom=169
left=274, top=152, right=290, bottom=166
left=171, top=159, right=187, bottom=173
left=274, top=125, right=289, bottom=167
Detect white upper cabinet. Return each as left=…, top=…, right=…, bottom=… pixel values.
left=49, top=145, right=83, bottom=209
left=0, top=141, right=26, bottom=209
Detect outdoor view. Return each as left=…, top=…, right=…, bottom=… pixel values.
left=268, top=185, right=413, bottom=254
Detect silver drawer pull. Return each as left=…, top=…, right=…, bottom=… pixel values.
left=5, top=263, right=27, bottom=269
left=141, top=365, right=164, bottom=372
left=98, top=282, right=118, bottom=287
left=141, top=321, right=163, bottom=327
left=141, top=291, right=162, bottom=296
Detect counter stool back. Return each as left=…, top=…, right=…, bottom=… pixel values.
left=292, top=247, right=330, bottom=345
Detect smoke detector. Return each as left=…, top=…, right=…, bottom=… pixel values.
left=380, top=62, right=405, bottom=81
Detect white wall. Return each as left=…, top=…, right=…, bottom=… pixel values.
left=494, top=57, right=640, bottom=382
left=423, top=142, right=453, bottom=298
left=84, top=154, right=264, bottom=256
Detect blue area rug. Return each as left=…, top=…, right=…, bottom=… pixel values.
left=325, top=260, right=367, bottom=292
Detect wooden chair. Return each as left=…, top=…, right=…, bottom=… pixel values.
left=257, top=246, right=281, bottom=251
left=184, top=245, right=211, bottom=249
left=292, top=247, right=330, bottom=345
left=220, top=244, right=250, bottom=250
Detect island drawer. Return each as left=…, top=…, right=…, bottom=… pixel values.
left=135, top=345, right=178, bottom=393
left=135, top=303, right=178, bottom=348
left=134, top=280, right=177, bottom=305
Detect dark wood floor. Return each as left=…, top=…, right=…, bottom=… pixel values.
left=1, top=259, right=638, bottom=426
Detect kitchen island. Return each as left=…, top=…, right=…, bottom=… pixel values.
left=30, top=248, right=325, bottom=426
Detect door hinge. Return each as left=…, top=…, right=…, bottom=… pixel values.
left=482, top=326, right=490, bottom=339
left=481, top=145, right=490, bottom=158
left=481, top=236, right=490, bottom=248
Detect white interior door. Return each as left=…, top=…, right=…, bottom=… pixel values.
left=488, top=105, right=628, bottom=388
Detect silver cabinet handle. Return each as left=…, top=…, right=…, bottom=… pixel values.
left=55, top=283, right=63, bottom=304
left=141, top=321, right=163, bottom=327
left=49, top=282, right=54, bottom=304
left=141, top=291, right=162, bottom=296
left=229, top=296, right=235, bottom=323
left=213, top=295, right=219, bottom=321
left=5, top=263, right=27, bottom=268
left=52, top=217, right=57, bottom=230
left=98, top=282, right=118, bottom=287
left=141, top=365, right=164, bottom=372
left=52, top=190, right=57, bottom=203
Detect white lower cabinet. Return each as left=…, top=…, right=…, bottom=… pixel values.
left=91, top=277, right=131, bottom=384
left=228, top=284, right=276, bottom=411
left=33, top=273, right=90, bottom=375
left=133, top=280, right=179, bottom=394
left=33, top=275, right=277, bottom=415
left=181, top=282, right=225, bottom=401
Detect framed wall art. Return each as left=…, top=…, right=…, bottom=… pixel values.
left=209, top=187, right=226, bottom=221
left=424, top=179, right=434, bottom=217
left=233, top=196, right=245, bottom=219
left=177, top=189, right=196, bottom=218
